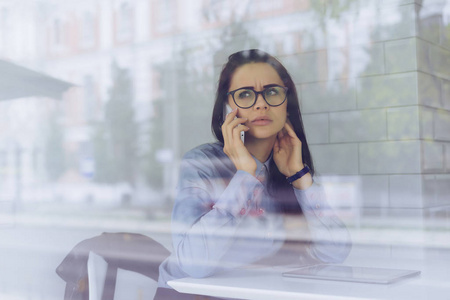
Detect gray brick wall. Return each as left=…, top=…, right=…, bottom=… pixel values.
left=293, top=1, right=450, bottom=212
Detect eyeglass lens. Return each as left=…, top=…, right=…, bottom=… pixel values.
left=233, top=86, right=286, bottom=108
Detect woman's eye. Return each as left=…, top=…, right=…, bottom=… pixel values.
left=238, top=90, right=252, bottom=99
left=266, top=88, right=279, bottom=96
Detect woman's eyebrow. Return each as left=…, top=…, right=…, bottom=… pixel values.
left=263, top=83, right=282, bottom=88
left=236, top=83, right=281, bottom=90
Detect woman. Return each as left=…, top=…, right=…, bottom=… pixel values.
left=156, top=49, right=351, bottom=298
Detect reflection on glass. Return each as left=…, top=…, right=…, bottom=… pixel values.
left=0, top=0, right=449, bottom=299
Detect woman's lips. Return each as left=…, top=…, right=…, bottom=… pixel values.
left=251, top=117, right=272, bottom=126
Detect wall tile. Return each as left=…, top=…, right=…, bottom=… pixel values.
left=435, top=174, right=450, bottom=206
left=330, top=109, right=387, bottom=142
left=350, top=9, right=382, bottom=46
left=359, top=141, right=422, bottom=174
left=309, top=143, right=359, bottom=175
left=384, top=38, right=417, bottom=73
left=434, top=109, right=450, bottom=141
left=357, top=73, right=418, bottom=109
left=417, top=9, right=442, bottom=45
left=254, top=10, right=312, bottom=37
left=422, top=141, right=444, bottom=172
left=300, top=79, right=357, bottom=113
left=442, top=20, right=450, bottom=50
left=417, top=72, right=443, bottom=109
left=377, top=4, right=417, bottom=41
left=280, top=51, right=328, bottom=84
left=430, top=44, right=450, bottom=80
left=367, top=207, right=426, bottom=226
left=327, top=48, right=349, bottom=81
left=212, top=35, right=261, bottom=67
left=303, top=113, right=329, bottom=144
left=423, top=174, right=438, bottom=207
left=418, top=39, right=450, bottom=80
left=389, top=174, right=425, bottom=208
left=355, top=43, right=386, bottom=77
left=317, top=175, right=362, bottom=208
left=387, top=106, right=420, bottom=140
left=441, top=79, right=450, bottom=110
left=296, top=27, right=327, bottom=52
left=323, top=0, right=361, bottom=16
left=445, top=143, right=450, bottom=172
left=419, top=106, right=435, bottom=140
left=324, top=19, right=348, bottom=49
left=424, top=207, right=450, bottom=230
left=359, top=175, right=390, bottom=208
left=416, top=38, right=432, bottom=74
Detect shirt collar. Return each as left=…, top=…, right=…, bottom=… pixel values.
left=252, top=152, right=272, bottom=181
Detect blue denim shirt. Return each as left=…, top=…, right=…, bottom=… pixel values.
left=158, top=142, right=351, bottom=287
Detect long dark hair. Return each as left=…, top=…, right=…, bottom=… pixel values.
left=211, top=49, right=314, bottom=214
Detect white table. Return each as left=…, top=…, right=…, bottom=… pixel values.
left=168, top=248, right=450, bottom=300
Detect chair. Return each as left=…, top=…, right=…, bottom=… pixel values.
left=56, top=232, right=170, bottom=300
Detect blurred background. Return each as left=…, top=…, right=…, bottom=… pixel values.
left=0, top=0, right=449, bottom=299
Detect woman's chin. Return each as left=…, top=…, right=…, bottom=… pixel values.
left=247, top=130, right=278, bottom=141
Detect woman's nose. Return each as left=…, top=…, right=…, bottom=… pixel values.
left=254, top=94, right=268, bottom=110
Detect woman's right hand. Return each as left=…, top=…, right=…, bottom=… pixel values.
left=222, top=108, right=257, bottom=176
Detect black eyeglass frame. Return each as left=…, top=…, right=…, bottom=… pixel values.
left=226, top=85, right=289, bottom=109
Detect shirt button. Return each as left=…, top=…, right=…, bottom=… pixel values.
left=257, top=208, right=264, bottom=216
left=239, top=208, right=246, bottom=215
left=315, top=203, right=320, bottom=209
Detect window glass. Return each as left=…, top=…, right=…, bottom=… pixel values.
left=0, top=1, right=449, bottom=299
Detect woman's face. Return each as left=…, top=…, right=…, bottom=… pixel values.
left=227, top=62, right=288, bottom=141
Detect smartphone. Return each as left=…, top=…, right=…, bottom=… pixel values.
left=224, top=104, right=245, bottom=143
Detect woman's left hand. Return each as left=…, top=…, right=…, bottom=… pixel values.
left=273, top=122, right=313, bottom=189
left=273, top=122, right=303, bottom=177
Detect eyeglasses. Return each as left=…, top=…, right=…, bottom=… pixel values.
left=227, top=85, right=288, bottom=109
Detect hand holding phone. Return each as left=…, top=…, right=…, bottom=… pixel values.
left=222, top=104, right=256, bottom=175
left=225, top=104, right=245, bottom=143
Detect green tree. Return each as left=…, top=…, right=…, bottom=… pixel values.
left=93, top=62, right=137, bottom=186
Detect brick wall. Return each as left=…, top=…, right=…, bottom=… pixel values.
left=285, top=1, right=450, bottom=215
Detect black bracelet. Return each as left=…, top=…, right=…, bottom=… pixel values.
left=286, top=165, right=310, bottom=184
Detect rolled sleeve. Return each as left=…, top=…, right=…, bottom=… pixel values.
left=294, top=182, right=352, bottom=263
